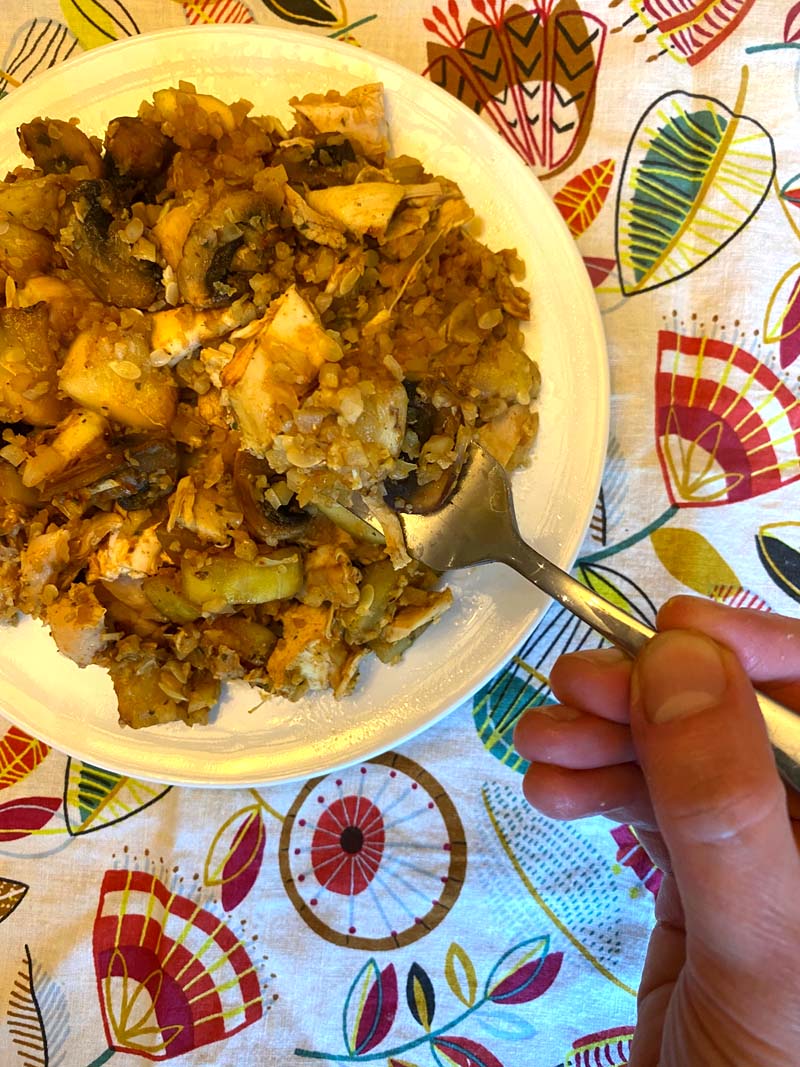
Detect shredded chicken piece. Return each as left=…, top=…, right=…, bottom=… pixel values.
left=284, top=186, right=347, bottom=250
left=381, top=588, right=453, bottom=642
left=306, top=182, right=405, bottom=239
left=18, top=527, right=70, bottom=613
left=267, top=602, right=346, bottom=693
left=46, top=584, right=107, bottom=667
left=300, top=545, right=361, bottom=608
left=363, top=492, right=411, bottom=569
left=88, top=525, right=162, bottom=582
left=167, top=471, right=242, bottom=544
left=150, top=298, right=256, bottom=365
left=291, top=83, right=390, bottom=161
left=222, top=286, right=343, bottom=456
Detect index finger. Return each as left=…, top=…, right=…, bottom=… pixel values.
left=549, top=647, right=633, bottom=723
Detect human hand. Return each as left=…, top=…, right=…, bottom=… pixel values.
left=513, top=596, right=800, bottom=1066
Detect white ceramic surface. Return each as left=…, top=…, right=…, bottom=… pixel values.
left=0, top=27, right=608, bottom=787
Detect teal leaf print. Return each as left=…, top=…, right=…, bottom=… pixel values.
left=616, top=80, right=775, bottom=295
left=432, top=1036, right=504, bottom=1067
left=63, top=759, right=171, bottom=836
left=473, top=562, right=656, bottom=773
left=474, top=1007, right=537, bottom=1042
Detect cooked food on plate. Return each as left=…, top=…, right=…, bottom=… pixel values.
left=0, top=82, right=539, bottom=728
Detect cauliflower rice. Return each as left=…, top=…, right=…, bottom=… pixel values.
left=0, top=82, right=539, bottom=728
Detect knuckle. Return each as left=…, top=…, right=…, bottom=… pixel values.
left=663, top=768, right=784, bottom=845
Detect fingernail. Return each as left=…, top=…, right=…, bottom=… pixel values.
left=633, top=631, right=728, bottom=724
left=565, top=647, right=628, bottom=669
left=524, top=704, right=581, bottom=721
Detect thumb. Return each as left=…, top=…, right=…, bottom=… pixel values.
left=630, top=629, right=800, bottom=969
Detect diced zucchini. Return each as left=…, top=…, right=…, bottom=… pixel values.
left=313, top=500, right=385, bottom=545
left=143, top=572, right=202, bottom=623
left=181, top=551, right=303, bottom=609
left=342, top=558, right=399, bottom=642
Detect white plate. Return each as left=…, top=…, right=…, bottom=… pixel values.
left=0, top=27, right=608, bottom=787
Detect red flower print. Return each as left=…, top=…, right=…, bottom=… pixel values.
left=611, top=824, right=662, bottom=897
left=280, top=753, right=467, bottom=951
left=655, top=329, right=800, bottom=506
left=567, top=1025, right=634, bottom=1066
left=93, top=869, right=262, bottom=1059
left=311, top=795, right=385, bottom=895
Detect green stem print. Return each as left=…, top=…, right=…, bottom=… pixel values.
left=295, top=938, right=562, bottom=1063
left=85, top=1050, right=115, bottom=1067
left=329, top=14, right=378, bottom=37
left=579, top=505, right=679, bottom=566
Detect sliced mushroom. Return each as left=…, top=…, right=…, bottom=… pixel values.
left=386, top=387, right=466, bottom=513
left=272, top=132, right=360, bottom=188
left=177, top=189, right=281, bottom=307
left=233, top=450, right=312, bottom=545
left=57, top=180, right=160, bottom=307
left=18, top=118, right=104, bottom=177
left=40, top=435, right=178, bottom=509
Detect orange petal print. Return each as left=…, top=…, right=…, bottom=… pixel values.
left=93, top=869, right=263, bottom=1059
left=0, top=726, right=49, bottom=792
left=655, top=329, right=800, bottom=506
left=554, top=159, right=615, bottom=238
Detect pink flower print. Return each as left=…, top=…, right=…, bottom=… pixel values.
left=655, top=329, right=800, bottom=506
left=93, top=869, right=262, bottom=1060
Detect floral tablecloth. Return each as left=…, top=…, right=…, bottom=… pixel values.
left=1, top=2, right=800, bottom=1065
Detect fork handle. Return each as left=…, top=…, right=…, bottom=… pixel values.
left=502, top=538, right=800, bottom=793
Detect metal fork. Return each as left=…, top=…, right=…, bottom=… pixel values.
left=394, top=443, right=800, bottom=791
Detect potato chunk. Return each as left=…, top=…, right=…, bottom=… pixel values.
left=0, top=177, right=64, bottom=234
left=0, top=218, right=54, bottom=282
left=0, top=303, right=67, bottom=426
left=106, top=641, right=220, bottom=728
left=60, top=322, right=177, bottom=429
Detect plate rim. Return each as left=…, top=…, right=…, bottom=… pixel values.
left=0, top=25, right=609, bottom=787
